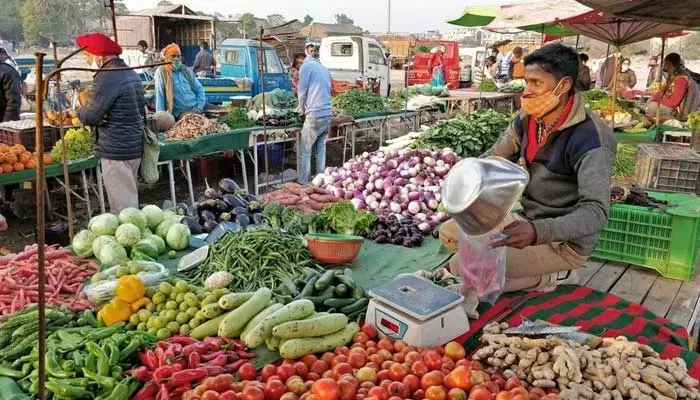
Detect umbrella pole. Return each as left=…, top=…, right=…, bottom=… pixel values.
left=575, top=35, right=580, bottom=49
left=109, top=0, right=118, bottom=43
left=611, top=52, right=619, bottom=130
left=655, top=37, right=666, bottom=129
left=52, top=43, right=74, bottom=239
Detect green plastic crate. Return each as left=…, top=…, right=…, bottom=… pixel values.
left=592, top=191, right=700, bottom=281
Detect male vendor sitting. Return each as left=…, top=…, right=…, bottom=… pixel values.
left=441, top=44, right=616, bottom=292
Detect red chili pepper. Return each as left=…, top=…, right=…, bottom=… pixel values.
left=236, top=351, right=256, bottom=359
left=205, top=354, right=228, bottom=367
left=139, top=350, right=158, bottom=371
left=182, top=345, right=196, bottom=356
left=170, top=336, right=198, bottom=346
left=171, top=368, right=208, bottom=387
left=203, top=337, right=223, bottom=347
left=188, top=352, right=201, bottom=369
left=157, top=342, right=170, bottom=351
left=224, top=359, right=247, bottom=373
left=225, top=351, right=239, bottom=362
left=155, top=347, right=166, bottom=368
left=232, top=340, right=245, bottom=351
left=201, top=350, right=225, bottom=362
left=156, top=384, right=171, bottom=400
left=171, top=384, right=191, bottom=400
left=133, top=381, right=159, bottom=400
left=163, top=348, right=176, bottom=364
left=153, top=364, right=183, bottom=383
left=173, top=358, right=188, bottom=370
left=127, top=366, right=153, bottom=383
left=170, top=343, right=183, bottom=354
left=193, top=342, right=212, bottom=354
left=203, top=366, right=226, bottom=376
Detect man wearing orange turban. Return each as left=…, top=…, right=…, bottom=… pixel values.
left=76, top=33, right=145, bottom=212
left=154, top=43, right=206, bottom=119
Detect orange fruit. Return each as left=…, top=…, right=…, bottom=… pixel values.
left=2, top=163, right=12, bottom=173
left=24, top=160, right=36, bottom=169
left=5, top=154, right=17, bottom=164
left=12, top=162, right=24, bottom=171
left=43, top=154, right=53, bottom=164
left=19, top=152, right=30, bottom=163
left=12, top=144, right=25, bottom=153
left=0, top=144, right=9, bottom=153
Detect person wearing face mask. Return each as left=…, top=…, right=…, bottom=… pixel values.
left=646, top=56, right=662, bottom=88
left=441, top=44, right=615, bottom=293
left=645, top=53, right=700, bottom=122
left=576, top=53, right=591, bottom=92
left=154, top=43, right=206, bottom=120
left=75, top=33, right=145, bottom=212
left=0, top=46, right=21, bottom=122
left=608, top=58, right=637, bottom=93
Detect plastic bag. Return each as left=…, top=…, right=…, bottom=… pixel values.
left=457, top=227, right=506, bottom=305
left=140, top=125, right=160, bottom=184
left=83, top=261, right=169, bottom=303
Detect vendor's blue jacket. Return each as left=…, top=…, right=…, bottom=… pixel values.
left=154, top=66, right=206, bottom=119
left=77, top=58, right=145, bottom=160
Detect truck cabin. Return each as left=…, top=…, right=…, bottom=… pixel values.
left=216, top=39, right=292, bottom=98
left=407, top=41, right=460, bottom=89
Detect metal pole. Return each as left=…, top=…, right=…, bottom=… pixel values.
left=388, top=0, right=391, bottom=33
left=52, top=43, right=74, bottom=239
left=109, top=0, right=119, bottom=43
left=611, top=50, right=619, bottom=130
left=33, top=52, right=47, bottom=400
left=258, top=28, right=270, bottom=191
left=655, top=37, right=666, bottom=128
left=575, top=35, right=580, bottom=49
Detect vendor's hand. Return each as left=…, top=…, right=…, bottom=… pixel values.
left=490, top=220, right=536, bottom=249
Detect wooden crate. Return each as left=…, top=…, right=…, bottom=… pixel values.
left=633, top=144, right=700, bottom=195
left=0, top=125, right=59, bottom=152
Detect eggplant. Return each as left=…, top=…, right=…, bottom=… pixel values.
left=203, top=178, right=221, bottom=200
left=431, top=229, right=440, bottom=239
left=186, top=205, right=198, bottom=218
left=215, top=199, right=230, bottom=213
left=196, top=199, right=217, bottom=212
left=247, top=200, right=261, bottom=213
left=205, top=221, right=241, bottom=244
left=181, top=216, right=203, bottom=234
left=222, top=194, right=247, bottom=209
left=402, top=237, right=414, bottom=248
left=252, top=213, right=264, bottom=225
left=243, top=193, right=259, bottom=203
left=200, top=210, right=217, bottom=222
left=236, top=213, right=250, bottom=228
left=411, top=235, right=423, bottom=246
left=218, top=178, right=240, bottom=194
left=202, top=220, right=218, bottom=233
left=392, top=237, right=403, bottom=245
left=232, top=206, right=248, bottom=215
left=375, top=235, right=388, bottom=244
left=176, top=202, right=189, bottom=216
left=219, top=212, right=232, bottom=221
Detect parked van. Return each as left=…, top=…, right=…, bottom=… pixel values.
left=319, top=36, right=391, bottom=97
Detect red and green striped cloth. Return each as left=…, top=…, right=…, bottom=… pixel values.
left=457, top=285, right=700, bottom=380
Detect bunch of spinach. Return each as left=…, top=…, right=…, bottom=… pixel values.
left=413, top=109, right=511, bottom=157
left=333, top=89, right=387, bottom=116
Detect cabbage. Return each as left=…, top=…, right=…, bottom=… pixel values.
left=119, top=208, right=147, bottom=231
left=97, top=241, right=128, bottom=266
left=92, top=235, right=116, bottom=257
left=142, top=228, right=153, bottom=237
left=166, top=223, right=190, bottom=250
left=88, top=213, right=119, bottom=236
left=72, top=229, right=96, bottom=258
left=131, top=239, right=160, bottom=259
left=115, top=223, right=141, bottom=247
left=156, top=219, right=178, bottom=239
left=147, top=234, right=166, bottom=254
left=142, top=205, right=164, bottom=230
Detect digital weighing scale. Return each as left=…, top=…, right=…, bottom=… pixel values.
left=367, top=275, right=470, bottom=348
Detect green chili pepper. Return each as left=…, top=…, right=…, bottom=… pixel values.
left=60, top=359, right=75, bottom=373
left=119, top=337, right=142, bottom=362
left=0, top=365, right=25, bottom=378
left=85, top=353, right=97, bottom=373
left=45, top=381, right=90, bottom=398
left=46, top=350, right=73, bottom=379
left=96, top=380, right=129, bottom=400
left=105, top=340, right=120, bottom=366
left=86, top=342, right=110, bottom=376
left=88, top=327, right=120, bottom=341
left=111, top=365, right=123, bottom=380
left=71, top=350, right=84, bottom=370
left=21, top=362, right=31, bottom=376
left=48, top=377, right=91, bottom=387
left=82, top=309, right=98, bottom=327
left=83, top=368, right=116, bottom=390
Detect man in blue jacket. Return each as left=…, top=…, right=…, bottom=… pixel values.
left=297, top=53, right=332, bottom=184
left=76, top=33, right=145, bottom=212
left=154, top=43, right=206, bottom=120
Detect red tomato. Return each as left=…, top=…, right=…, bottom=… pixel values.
left=423, top=351, right=443, bottom=371
left=540, top=395, right=559, bottom=400
left=361, top=324, right=378, bottom=339
left=301, top=355, right=319, bottom=369
left=202, top=391, right=221, bottom=400
left=447, top=388, right=467, bottom=400
left=232, top=382, right=246, bottom=393
left=379, top=380, right=391, bottom=390
left=504, top=378, right=521, bottom=391
left=322, top=371, right=334, bottom=379
left=414, top=389, right=426, bottom=400
left=388, top=364, right=409, bottom=382
left=239, top=363, right=257, bottom=381
left=402, top=375, right=420, bottom=394
left=360, top=382, right=375, bottom=391
left=495, top=392, right=512, bottom=400
left=278, top=365, right=296, bottom=382
left=265, top=380, right=288, bottom=400
left=508, top=388, right=528, bottom=397
left=405, top=352, right=422, bottom=364
left=311, top=361, right=330, bottom=375
left=338, top=379, right=358, bottom=400
left=220, top=391, right=238, bottom=400
left=467, top=386, right=490, bottom=400
left=464, top=361, right=482, bottom=371
left=355, top=396, right=366, bottom=400
left=332, top=355, right=349, bottom=367
left=333, top=363, right=353, bottom=379
left=262, top=365, right=279, bottom=382
left=443, top=342, right=466, bottom=362
left=411, top=361, right=429, bottom=378
left=354, top=332, right=370, bottom=344
left=293, top=362, right=309, bottom=380
left=349, top=352, right=367, bottom=369
left=311, top=379, right=340, bottom=400
left=300, top=394, right=310, bottom=400
left=420, top=371, right=445, bottom=391
left=510, top=396, right=526, bottom=400
left=377, top=339, right=394, bottom=352
left=381, top=361, right=395, bottom=371
left=387, top=382, right=409, bottom=399
left=491, top=377, right=506, bottom=390
left=336, top=346, right=350, bottom=356
left=376, top=370, right=390, bottom=383
left=242, top=387, right=265, bottom=400
left=366, top=341, right=377, bottom=349
left=367, top=348, right=378, bottom=356
left=366, top=363, right=380, bottom=372
left=425, top=386, right=447, bottom=400
left=431, top=347, right=444, bottom=356
left=368, top=386, right=388, bottom=400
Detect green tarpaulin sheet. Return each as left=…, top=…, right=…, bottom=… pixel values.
left=447, top=6, right=498, bottom=27
left=0, top=157, right=99, bottom=186
left=159, top=129, right=252, bottom=161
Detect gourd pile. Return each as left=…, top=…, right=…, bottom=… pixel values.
left=475, top=322, right=700, bottom=400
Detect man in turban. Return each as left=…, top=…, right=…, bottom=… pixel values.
left=154, top=43, right=206, bottom=119
left=76, top=33, right=145, bottom=212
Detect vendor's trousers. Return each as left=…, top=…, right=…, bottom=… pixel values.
left=441, top=215, right=588, bottom=293
left=644, top=100, right=675, bottom=121
left=101, top=158, right=141, bottom=213
left=298, top=116, right=331, bottom=184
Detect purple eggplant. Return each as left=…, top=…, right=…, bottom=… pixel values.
left=181, top=216, right=203, bottom=234
left=202, top=220, right=218, bottom=233
left=235, top=213, right=250, bottom=228
left=218, top=178, right=240, bottom=194
left=222, top=194, right=247, bottom=209
left=200, top=210, right=217, bottom=222
left=215, top=199, right=231, bottom=213
left=176, top=203, right=189, bottom=216
left=232, top=206, right=248, bottom=215
left=219, top=212, right=232, bottom=221
left=205, top=221, right=240, bottom=244
left=203, top=178, right=220, bottom=199
left=252, top=213, right=264, bottom=225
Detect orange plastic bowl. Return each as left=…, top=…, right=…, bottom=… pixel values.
left=304, top=233, right=364, bottom=264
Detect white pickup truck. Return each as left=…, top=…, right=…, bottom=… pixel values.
left=319, top=36, right=391, bottom=97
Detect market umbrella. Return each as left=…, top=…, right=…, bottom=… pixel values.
left=483, top=0, right=587, bottom=37
left=447, top=6, right=499, bottom=27
left=576, top=0, right=700, bottom=27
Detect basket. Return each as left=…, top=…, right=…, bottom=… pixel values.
left=0, top=126, right=59, bottom=152
left=305, top=233, right=364, bottom=264
left=592, top=191, right=700, bottom=281
left=633, top=144, right=700, bottom=195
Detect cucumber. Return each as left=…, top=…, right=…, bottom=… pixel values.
left=336, top=270, right=357, bottom=290
left=266, top=336, right=281, bottom=351
left=244, top=299, right=315, bottom=348
left=190, top=310, right=233, bottom=340
left=218, top=292, right=255, bottom=310
left=305, top=286, right=335, bottom=306
left=351, top=286, right=365, bottom=300
left=298, top=276, right=319, bottom=298
left=314, top=270, right=335, bottom=292
left=323, top=298, right=357, bottom=309
left=340, top=298, right=369, bottom=314
left=240, top=303, right=283, bottom=342
left=334, top=284, right=349, bottom=298
left=273, top=313, right=349, bottom=339
left=279, top=322, right=360, bottom=359
left=218, top=288, right=272, bottom=338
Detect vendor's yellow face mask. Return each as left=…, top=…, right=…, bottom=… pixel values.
left=521, top=79, right=565, bottom=119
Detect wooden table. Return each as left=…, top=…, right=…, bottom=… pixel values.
left=444, top=92, right=518, bottom=114
left=581, top=259, right=700, bottom=349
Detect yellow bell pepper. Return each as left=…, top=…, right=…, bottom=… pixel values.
left=115, top=275, right=145, bottom=303
left=130, top=297, right=152, bottom=312
left=97, top=299, right=132, bottom=327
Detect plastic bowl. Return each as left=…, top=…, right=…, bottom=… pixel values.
left=304, top=233, right=364, bottom=264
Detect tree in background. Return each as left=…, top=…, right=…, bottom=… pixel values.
left=335, top=14, right=355, bottom=26
left=0, top=0, right=23, bottom=43
left=239, top=13, right=260, bottom=39
left=266, top=14, right=286, bottom=27
left=22, top=0, right=75, bottom=46
left=302, top=15, right=313, bottom=27
left=157, top=0, right=174, bottom=6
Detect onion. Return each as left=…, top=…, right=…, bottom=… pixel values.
left=362, top=151, right=369, bottom=159
left=423, top=156, right=436, bottom=166
left=379, top=200, right=389, bottom=210
left=390, top=202, right=402, bottom=214
left=435, top=193, right=442, bottom=202
left=427, top=198, right=439, bottom=210
left=437, top=211, right=449, bottom=222
left=351, top=198, right=365, bottom=210
left=436, top=159, right=445, bottom=167
left=332, top=187, right=345, bottom=198
left=368, top=164, right=379, bottom=175
left=418, top=222, right=432, bottom=233
left=384, top=186, right=396, bottom=199
left=366, top=182, right=374, bottom=192
left=434, top=166, right=448, bottom=177
left=415, top=213, right=427, bottom=222
left=366, top=195, right=377, bottom=205
left=375, top=179, right=385, bottom=190
left=369, top=201, right=379, bottom=211
left=408, top=201, right=421, bottom=215
left=408, top=192, right=421, bottom=202
left=442, top=151, right=458, bottom=165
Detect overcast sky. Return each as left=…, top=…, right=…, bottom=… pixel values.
left=121, top=0, right=515, bottom=33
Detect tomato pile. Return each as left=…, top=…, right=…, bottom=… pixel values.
left=181, top=324, right=561, bottom=400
